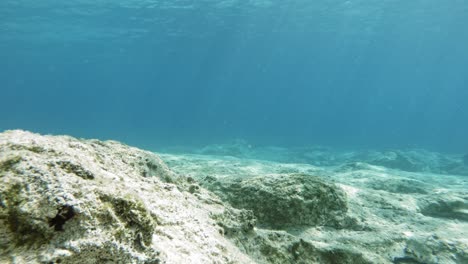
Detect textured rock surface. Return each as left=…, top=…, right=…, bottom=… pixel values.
left=0, top=130, right=253, bottom=264
left=2, top=130, right=468, bottom=264
left=199, top=173, right=350, bottom=228
left=163, top=152, right=468, bottom=264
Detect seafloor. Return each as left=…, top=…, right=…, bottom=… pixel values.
left=159, top=142, right=468, bottom=263
left=1, top=130, right=467, bottom=263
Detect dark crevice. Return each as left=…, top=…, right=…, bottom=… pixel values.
left=49, top=205, right=76, bottom=231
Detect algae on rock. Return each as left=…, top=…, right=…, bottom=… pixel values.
left=200, top=173, right=350, bottom=228
left=0, top=130, right=252, bottom=264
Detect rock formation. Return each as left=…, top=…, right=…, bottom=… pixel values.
left=0, top=130, right=251, bottom=263
left=1, top=130, right=467, bottom=263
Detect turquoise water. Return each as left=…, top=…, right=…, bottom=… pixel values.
left=1, top=0, right=468, bottom=152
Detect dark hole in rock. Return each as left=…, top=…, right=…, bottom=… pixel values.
left=49, top=205, right=75, bottom=231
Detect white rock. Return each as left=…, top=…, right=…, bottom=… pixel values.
left=0, top=130, right=253, bottom=264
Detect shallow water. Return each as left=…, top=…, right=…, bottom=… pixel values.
left=1, top=0, right=468, bottom=152
left=2, top=2, right=468, bottom=259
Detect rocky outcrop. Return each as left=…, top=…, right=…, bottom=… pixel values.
left=0, top=130, right=380, bottom=264
left=163, top=152, right=468, bottom=264
left=0, top=130, right=253, bottom=264
left=419, top=195, right=468, bottom=221
left=2, top=130, right=467, bottom=264
left=199, top=173, right=351, bottom=229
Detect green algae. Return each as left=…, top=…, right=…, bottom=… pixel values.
left=0, top=156, right=22, bottom=174
left=100, top=193, right=157, bottom=250
left=1, top=183, right=52, bottom=247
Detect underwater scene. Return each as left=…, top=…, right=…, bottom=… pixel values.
left=1, top=0, right=468, bottom=263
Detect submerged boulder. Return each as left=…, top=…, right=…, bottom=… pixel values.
left=0, top=130, right=252, bottom=264
left=201, top=173, right=351, bottom=229
left=365, top=151, right=423, bottom=172
left=418, top=195, right=468, bottom=221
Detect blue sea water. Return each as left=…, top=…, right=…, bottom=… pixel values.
left=1, top=0, right=468, bottom=153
